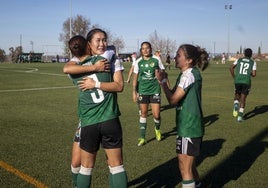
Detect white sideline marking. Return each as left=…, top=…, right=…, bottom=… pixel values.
left=0, top=86, right=75, bottom=93
left=0, top=67, right=66, bottom=76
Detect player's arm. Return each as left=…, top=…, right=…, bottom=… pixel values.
left=132, top=73, right=139, bottom=103
left=77, top=70, right=124, bottom=92
left=251, top=61, right=257, bottom=77
left=78, top=58, right=124, bottom=92
left=251, top=70, right=256, bottom=77
left=126, top=65, right=134, bottom=83
left=132, top=60, right=140, bottom=102
left=229, top=63, right=236, bottom=78
left=63, top=59, right=109, bottom=74
left=162, top=82, right=185, bottom=105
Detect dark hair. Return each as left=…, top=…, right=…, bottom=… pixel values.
left=140, top=41, right=153, bottom=57
left=244, top=48, right=252, bottom=58
left=86, top=28, right=107, bottom=42
left=179, top=44, right=209, bottom=71
left=68, top=35, right=87, bottom=57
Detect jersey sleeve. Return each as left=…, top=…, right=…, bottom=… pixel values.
left=158, top=58, right=165, bottom=70
left=112, top=59, right=124, bottom=72
left=253, top=61, right=257, bottom=70
left=152, top=55, right=165, bottom=70
left=70, top=56, right=80, bottom=64
left=133, top=57, right=142, bottom=74
left=101, top=50, right=115, bottom=61
left=233, top=59, right=238, bottom=65
left=177, top=69, right=195, bottom=91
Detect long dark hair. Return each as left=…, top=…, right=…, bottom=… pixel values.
left=68, top=35, right=87, bottom=57
left=179, top=44, right=209, bottom=71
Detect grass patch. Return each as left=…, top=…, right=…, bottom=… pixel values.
left=0, top=61, right=267, bottom=187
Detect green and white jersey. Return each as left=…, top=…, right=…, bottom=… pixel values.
left=133, top=56, right=161, bottom=95
left=233, top=57, right=256, bottom=85
left=69, top=50, right=115, bottom=87
left=77, top=55, right=123, bottom=127
left=175, top=67, right=204, bottom=138
left=69, top=56, right=92, bottom=87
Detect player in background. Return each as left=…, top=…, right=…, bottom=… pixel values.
left=157, top=44, right=209, bottom=188
left=221, top=53, right=226, bottom=64
left=165, top=51, right=171, bottom=70
left=125, top=52, right=137, bottom=83
left=64, top=35, right=116, bottom=187
left=132, top=41, right=163, bottom=146
left=229, top=48, right=257, bottom=122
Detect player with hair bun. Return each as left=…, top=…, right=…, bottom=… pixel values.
left=157, top=44, right=209, bottom=188
left=64, top=34, right=124, bottom=187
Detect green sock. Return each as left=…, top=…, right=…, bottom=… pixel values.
left=71, top=172, right=78, bottom=187
left=139, top=122, right=146, bottom=138
left=109, top=172, right=128, bottom=188
left=77, top=174, right=92, bottom=188
left=71, top=166, right=80, bottom=187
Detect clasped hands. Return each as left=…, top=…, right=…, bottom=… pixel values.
left=155, top=70, right=168, bottom=84
left=78, top=59, right=109, bottom=91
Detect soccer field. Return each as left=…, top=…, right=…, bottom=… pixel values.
left=0, top=61, right=267, bottom=187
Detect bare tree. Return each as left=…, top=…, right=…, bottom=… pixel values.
left=9, top=46, right=22, bottom=63
left=110, top=36, right=125, bottom=54
left=148, top=30, right=176, bottom=58
left=59, top=15, right=125, bottom=56
left=59, top=14, right=91, bottom=56
left=91, top=26, right=125, bottom=54
left=0, top=48, right=6, bottom=62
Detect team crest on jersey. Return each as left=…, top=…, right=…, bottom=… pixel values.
left=150, top=62, right=155, bottom=67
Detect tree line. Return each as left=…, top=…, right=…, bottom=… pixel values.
left=0, top=14, right=176, bottom=63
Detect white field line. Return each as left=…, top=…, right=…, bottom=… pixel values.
left=0, top=67, right=74, bottom=92
left=0, top=86, right=75, bottom=93
left=0, top=67, right=66, bottom=76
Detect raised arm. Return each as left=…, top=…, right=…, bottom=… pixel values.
left=63, top=59, right=109, bottom=74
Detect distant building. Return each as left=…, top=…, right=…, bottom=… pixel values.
left=118, top=53, right=132, bottom=62
left=19, top=53, right=43, bottom=63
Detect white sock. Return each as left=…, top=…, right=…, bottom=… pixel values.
left=71, top=165, right=80, bottom=174
left=79, top=166, right=93, bottom=175
left=182, top=182, right=195, bottom=188
left=109, top=165, right=125, bottom=175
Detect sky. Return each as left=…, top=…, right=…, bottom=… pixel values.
left=0, top=0, right=268, bottom=56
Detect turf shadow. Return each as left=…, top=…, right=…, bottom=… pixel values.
left=203, top=114, right=219, bottom=127
left=146, top=114, right=219, bottom=144
left=128, top=139, right=225, bottom=188
left=243, top=105, right=268, bottom=120
left=200, top=128, right=268, bottom=187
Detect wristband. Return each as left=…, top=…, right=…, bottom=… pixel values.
left=161, top=79, right=167, bottom=84
left=95, top=81, right=101, bottom=88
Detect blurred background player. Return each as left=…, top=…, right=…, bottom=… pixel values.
left=165, top=51, right=171, bottom=70
left=125, top=52, right=137, bottom=83
left=132, top=42, right=163, bottom=146
left=230, top=48, right=257, bottom=122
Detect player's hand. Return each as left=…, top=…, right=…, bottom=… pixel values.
left=132, top=91, right=138, bottom=103
left=156, top=70, right=168, bottom=82
left=78, top=77, right=95, bottom=91
left=162, top=71, right=168, bottom=79
left=94, top=59, right=110, bottom=72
